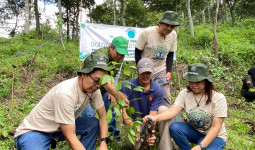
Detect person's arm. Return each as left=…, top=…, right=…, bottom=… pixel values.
left=103, top=81, right=129, bottom=106
left=122, top=107, right=133, bottom=125
left=143, top=104, right=182, bottom=123
left=135, top=48, right=142, bottom=65
left=164, top=51, right=174, bottom=79
left=192, top=117, right=225, bottom=150
left=60, top=124, right=86, bottom=150
left=96, top=106, right=108, bottom=150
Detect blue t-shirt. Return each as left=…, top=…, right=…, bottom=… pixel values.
left=121, top=78, right=163, bottom=120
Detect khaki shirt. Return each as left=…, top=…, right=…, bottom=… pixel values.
left=174, top=89, right=228, bottom=141
left=136, top=26, right=177, bottom=74
left=14, top=77, right=104, bottom=138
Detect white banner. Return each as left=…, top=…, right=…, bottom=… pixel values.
left=79, top=23, right=145, bottom=61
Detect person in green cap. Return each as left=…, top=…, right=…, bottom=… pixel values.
left=144, top=63, right=228, bottom=150
left=135, top=10, right=180, bottom=150
left=82, top=36, right=129, bottom=139
left=14, top=54, right=110, bottom=150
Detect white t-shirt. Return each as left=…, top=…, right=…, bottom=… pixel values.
left=14, top=77, right=104, bottom=138
left=174, top=89, right=228, bottom=141
left=136, top=26, right=177, bottom=74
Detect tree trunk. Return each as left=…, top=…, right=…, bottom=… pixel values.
left=202, top=9, right=206, bottom=24
left=34, top=0, right=40, bottom=39
left=186, top=0, right=194, bottom=36
left=230, top=7, right=235, bottom=26
left=24, top=0, right=30, bottom=35
left=213, top=0, right=220, bottom=60
left=66, top=5, right=70, bottom=41
left=58, top=0, right=63, bottom=37
left=120, top=0, right=126, bottom=26
left=208, top=1, right=211, bottom=23
left=114, top=0, right=116, bottom=25
left=225, top=2, right=229, bottom=22
left=75, top=2, right=80, bottom=41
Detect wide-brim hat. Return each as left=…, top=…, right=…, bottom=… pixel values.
left=183, top=63, right=213, bottom=82
left=158, top=11, right=180, bottom=26
left=137, top=58, right=154, bottom=74
left=112, top=36, right=129, bottom=55
left=77, top=54, right=108, bottom=75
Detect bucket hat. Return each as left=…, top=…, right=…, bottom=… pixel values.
left=183, top=63, right=213, bottom=82
left=158, top=11, right=180, bottom=26
left=77, top=54, right=108, bottom=75
left=137, top=58, right=154, bottom=74
left=112, top=36, right=129, bottom=55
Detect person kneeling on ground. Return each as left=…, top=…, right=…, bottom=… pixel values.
left=241, top=66, right=255, bottom=102
left=121, top=58, right=167, bottom=149
left=14, top=54, right=109, bottom=150
left=144, top=63, right=228, bottom=150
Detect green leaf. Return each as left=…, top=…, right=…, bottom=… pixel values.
left=129, top=66, right=137, bottom=69
left=95, top=112, right=99, bottom=120
left=130, top=129, right=135, bottom=136
left=2, top=130, right=8, bottom=137
left=136, top=117, right=143, bottom=121
left=130, top=98, right=141, bottom=102
left=115, top=82, right=122, bottom=93
left=108, top=102, right=116, bottom=110
left=122, top=132, right=128, bottom=143
left=133, top=86, right=144, bottom=92
left=110, top=71, right=114, bottom=76
left=106, top=109, right=113, bottom=124
left=117, top=98, right=126, bottom=109
left=114, top=107, right=121, bottom=118
left=128, top=132, right=136, bottom=145
left=24, top=37, right=29, bottom=41
left=99, top=75, right=112, bottom=85
left=123, top=69, right=131, bottom=76
left=124, top=84, right=132, bottom=89
left=112, top=61, right=118, bottom=65
left=126, top=107, right=135, bottom=117
left=135, top=111, right=143, bottom=114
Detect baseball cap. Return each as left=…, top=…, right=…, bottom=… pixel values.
left=137, top=58, right=154, bottom=74
left=77, top=54, right=108, bottom=75
left=112, top=36, right=129, bottom=55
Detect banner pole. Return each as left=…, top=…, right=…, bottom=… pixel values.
left=79, top=0, right=83, bottom=69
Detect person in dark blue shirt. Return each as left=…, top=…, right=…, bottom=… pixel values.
left=121, top=58, right=168, bottom=150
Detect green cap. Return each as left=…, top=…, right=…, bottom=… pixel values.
left=158, top=11, right=180, bottom=26
left=112, top=36, right=129, bottom=55
left=77, top=54, right=108, bottom=75
left=183, top=63, right=213, bottom=82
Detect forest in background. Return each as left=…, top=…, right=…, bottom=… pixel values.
left=0, top=0, right=255, bottom=149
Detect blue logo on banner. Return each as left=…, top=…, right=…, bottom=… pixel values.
left=126, top=28, right=136, bottom=39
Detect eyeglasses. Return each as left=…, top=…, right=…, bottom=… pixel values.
left=89, top=74, right=100, bottom=86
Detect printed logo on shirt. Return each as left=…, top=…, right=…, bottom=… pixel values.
left=148, top=95, right=153, bottom=101
left=187, top=108, right=211, bottom=131
left=152, top=45, right=168, bottom=60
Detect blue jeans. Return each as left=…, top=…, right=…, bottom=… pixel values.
left=169, top=122, right=226, bottom=150
left=82, top=92, right=120, bottom=138
left=14, top=117, right=99, bottom=150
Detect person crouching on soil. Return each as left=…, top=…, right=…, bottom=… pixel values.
left=144, top=63, right=228, bottom=150
left=121, top=58, right=162, bottom=149
left=14, top=54, right=109, bottom=150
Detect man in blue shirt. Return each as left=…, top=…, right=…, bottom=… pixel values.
left=121, top=58, right=166, bottom=149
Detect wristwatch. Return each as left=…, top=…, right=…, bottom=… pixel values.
left=199, top=143, right=206, bottom=150
left=100, top=137, right=110, bottom=144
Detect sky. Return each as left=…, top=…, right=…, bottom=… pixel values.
left=0, top=0, right=105, bottom=38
